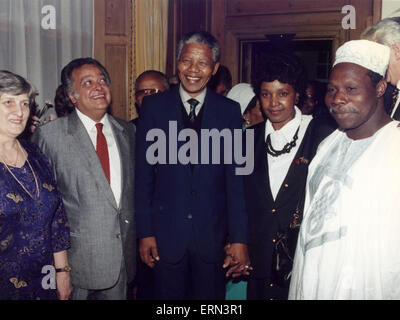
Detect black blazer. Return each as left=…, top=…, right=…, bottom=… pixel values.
left=244, top=118, right=334, bottom=279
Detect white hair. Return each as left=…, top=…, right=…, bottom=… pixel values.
left=361, top=17, right=400, bottom=46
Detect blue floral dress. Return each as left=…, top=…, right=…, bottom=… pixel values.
left=0, top=139, right=70, bottom=300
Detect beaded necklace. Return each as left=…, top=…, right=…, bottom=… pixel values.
left=0, top=141, right=40, bottom=200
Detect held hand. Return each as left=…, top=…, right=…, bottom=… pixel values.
left=139, top=236, right=160, bottom=268
left=222, top=243, right=252, bottom=278
left=222, top=243, right=241, bottom=278
left=56, top=271, right=72, bottom=300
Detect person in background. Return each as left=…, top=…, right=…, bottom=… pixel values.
left=208, top=64, right=232, bottom=96
left=300, top=80, right=337, bottom=128
left=244, top=53, right=333, bottom=300
left=131, top=70, right=169, bottom=126
left=362, top=17, right=400, bottom=119
left=27, top=83, right=72, bottom=135
left=289, top=39, right=400, bottom=300
left=227, top=83, right=264, bottom=131
left=54, top=84, right=73, bottom=117
left=299, top=81, right=319, bottom=116
left=0, top=70, right=71, bottom=300
left=31, top=58, right=136, bottom=300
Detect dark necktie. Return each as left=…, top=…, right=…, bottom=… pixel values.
left=391, top=87, right=400, bottom=120
left=95, top=123, right=110, bottom=184
left=187, top=98, right=199, bottom=123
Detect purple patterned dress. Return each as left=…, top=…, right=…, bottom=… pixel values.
left=0, top=139, right=70, bottom=300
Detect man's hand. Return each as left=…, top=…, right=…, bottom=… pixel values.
left=139, top=236, right=160, bottom=268
left=222, top=243, right=252, bottom=278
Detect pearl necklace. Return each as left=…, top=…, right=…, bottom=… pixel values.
left=0, top=141, right=40, bottom=200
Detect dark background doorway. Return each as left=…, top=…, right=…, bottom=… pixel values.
left=240, top=37, right=332, bottom=85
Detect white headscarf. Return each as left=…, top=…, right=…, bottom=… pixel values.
left=226, top=83, right=255, bottom=115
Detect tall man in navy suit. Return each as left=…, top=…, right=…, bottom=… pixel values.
left=135, top=31, right=250, bottom=299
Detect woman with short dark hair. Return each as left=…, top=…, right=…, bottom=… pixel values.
left=244, top=54, right=334, bottom=300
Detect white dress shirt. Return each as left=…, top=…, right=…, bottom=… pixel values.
left=179, top=85, right=207, bottom=116
left=76, top=108, right=122, bottom=206
left=265, top=106, right=312, bottom=200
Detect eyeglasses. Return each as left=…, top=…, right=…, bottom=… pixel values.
left=135, top=88, right=160, bottom=97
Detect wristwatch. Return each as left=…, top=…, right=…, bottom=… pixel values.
left=55, top=265, right=72, bottom=273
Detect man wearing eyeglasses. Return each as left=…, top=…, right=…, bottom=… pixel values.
left=133, top=70, right=169, bottom=120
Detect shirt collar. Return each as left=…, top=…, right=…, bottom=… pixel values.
left=76, top=108, right=109, bottom=133
left=179, top=84, right=207, bottom=107
left=266, top=106, right=302, bottom=142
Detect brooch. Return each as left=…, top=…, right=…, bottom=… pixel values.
left=10, top=277, right=27, bottom=289
left=6, top=193, right=23, bottom=203
left=43, top=183, right=54, bottom=192
left=295, top=156, right=309, bottom=165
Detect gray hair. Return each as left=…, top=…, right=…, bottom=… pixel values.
left=0, top=70, right=36, bottom=108
left=134, top=70, right=169, bottom=92
left=177, top=31, right=221, bottom=64
left=361, top=17, right=400, bottom=46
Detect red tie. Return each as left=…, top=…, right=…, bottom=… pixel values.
left=95, top=123, right=110, bottom=183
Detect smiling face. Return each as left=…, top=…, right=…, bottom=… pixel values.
left=68, top=64, right=111, bottom=122
left=259, top=80, right=298, bottom=130
left=325, top=62, right=387, bottom=139
left=177, top=42, right=219, bottom=98
left=0, top=93, right=30, bottom=139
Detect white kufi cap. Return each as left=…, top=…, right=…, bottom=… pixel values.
left=333, top=40, right=390, bottom=76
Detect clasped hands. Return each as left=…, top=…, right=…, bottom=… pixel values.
left=222, top=243, right=252, bottom=278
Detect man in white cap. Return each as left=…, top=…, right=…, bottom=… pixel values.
left=289, top=40, right=400, bottom=300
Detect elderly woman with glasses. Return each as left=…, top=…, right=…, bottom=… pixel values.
left=0, top=70, right=71, bottom=300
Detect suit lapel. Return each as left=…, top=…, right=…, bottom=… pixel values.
left=273, top=124, right=310, bottom=205
left=109, top=116, right=130, bottom=209
left=67, top=111, right=118, bottom=209
left=253, top=123, right=275, bottom=205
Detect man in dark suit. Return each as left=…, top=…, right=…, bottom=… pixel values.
left=135, top=31, right=250, bottom=299
left=31, top=58, right=136, bottom=300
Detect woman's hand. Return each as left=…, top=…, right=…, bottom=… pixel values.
left=56, top=271, right=72, bottom=300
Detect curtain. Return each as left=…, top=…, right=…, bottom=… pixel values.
left=0, top=0, right=93, bottom=108
left=131, top=0, right=168, bottom=119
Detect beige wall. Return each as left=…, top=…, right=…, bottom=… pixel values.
left=382, top=0, right=400, bottom=18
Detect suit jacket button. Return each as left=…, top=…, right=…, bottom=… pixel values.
left=271, top=209, right=276, bottom=214
left=187, top=213, right=192, bottom=219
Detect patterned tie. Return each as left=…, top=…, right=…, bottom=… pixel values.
left=95, top=123, right=110, bottom=184
left=187, top=98, right=199, bottom=123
